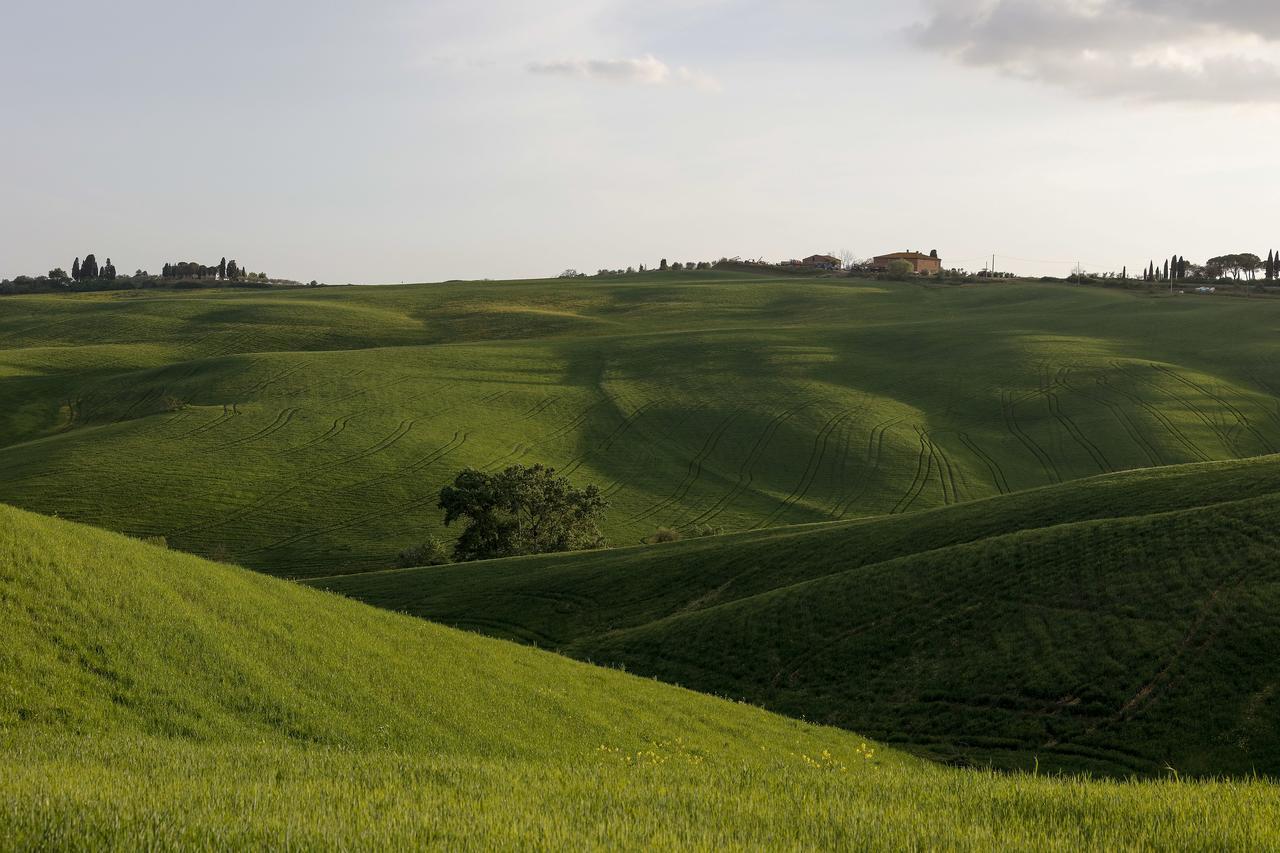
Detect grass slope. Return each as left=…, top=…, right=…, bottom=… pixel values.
left=3, top=275, right=1280, bottom=576
left=315, top=455, right=1280, bottom=778
left=2, top=503, right=1280, bottom=849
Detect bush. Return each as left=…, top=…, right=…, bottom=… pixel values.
left=140, top=535, right=168, bottom=549
left=691, top=524, right=724, bottom=538
left=645, top=527, right=683, bottom=544
left=885, top=259, right=914, bottom=280
left=396, top=537, right=451, bottom=568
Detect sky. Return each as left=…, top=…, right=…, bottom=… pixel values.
left=3, top=0, right=1280, bottom=283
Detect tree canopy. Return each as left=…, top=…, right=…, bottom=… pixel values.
left=438, top=464, right=608, bottom=562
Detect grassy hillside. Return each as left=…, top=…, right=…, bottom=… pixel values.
left=2, top=503, right=1279, bottom=849
left=3, top=275, right=1280, bottom=577
left=315, top=455, right=1280, bottom=777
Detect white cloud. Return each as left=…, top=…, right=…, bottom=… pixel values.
left=914, top=0, right=1280, bottom=103
left=528, top=54, right=721, bottom=92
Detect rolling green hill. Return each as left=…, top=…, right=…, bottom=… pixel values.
left=3, top=275, right=1280, bottom=577
left=315, top=454, right=1280, bottom=778
left=2, top=502, right=1279, bottom=849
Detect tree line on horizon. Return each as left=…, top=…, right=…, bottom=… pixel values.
left=1124, top=252, right=1280, bottom=284
left=2, top=253, right=276, bottom=295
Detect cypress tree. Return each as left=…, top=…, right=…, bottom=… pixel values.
left=218, top=257, right=227, bottom=280
left=72, top=258, right=80, bottom=281
left=82, top=254, right=98, bottom=279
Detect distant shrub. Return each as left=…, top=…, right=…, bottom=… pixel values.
left=396, top=537, right=452, bottom=568
left=141, top=535, right=168, bottom=549
left=885, top=259, right=914, bottom=280
left=691, top=524, right=724, bottom=538
left=646, top=527, right=683, bottom=544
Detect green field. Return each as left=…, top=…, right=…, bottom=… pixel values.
left=2, top=273, right=1280, bottom=578
left=3, top=503, right=1279, bottom=849
left=316, top=453, right=1280, bottom=777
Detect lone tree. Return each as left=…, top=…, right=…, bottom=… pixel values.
left=71, top=258, right=80, bottom=281
left=438, top=464, right=608, bottom=562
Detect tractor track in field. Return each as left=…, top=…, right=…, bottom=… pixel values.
left=1098, top=370, right=1212, bottom=463
left=935, top=431, right=963, bottom=504
left=829, top=416, right=902, bottom=519
left=164, top=405, right=241, bottom=441
left=522, top=394, right=616, bottom=455
left=483, top=443, right=531, bottom=472
left=207, top=407, right=301, bottom=452
left=1150, top=364, right=1273, bottom=455
left=561, top=401, right=659, bottom=478
left=824, top=416, right=858, bottom=517
left=962, top=427, right=1008, bottom=494
left=957, top=432, right=1010, bottom=495
left=1043, top=369, right=1112, bottom=474
left=757, top=409, right=856, bottom=528
left=312, top=419, right=416, bottom=474
left=770, top=590, right=968, bottom=690
left=891, top=429, right=935, bottom=514
left=240, top=361, right=309, bottom=398
left=682, top=400, right=816, bottom=529
left=339, top=430, right=468, bottom=492
left=444, top=617, right=561, bottom=649
left=252, top=466, right=462, bottom=554
left=631, top=413, right=739, bottom=524
left=1071, top=520, right=1279, bottom=753
left=282, top=411, right=366, bottom=455
left=520, top=395, right=561, bottom=420
left=175, top=419, right=419, bottom=536
left=1117, top=363, right=1240, bottom=455
left=327, top=375, right=414, bottom=405
left=1001, top=390, right=1062, bottom=484
left=1244, top=367, right=1280, bottom=433
left=1061, top=373, right=1165, bottom=468
left=111, top=387, right=165, bottom=423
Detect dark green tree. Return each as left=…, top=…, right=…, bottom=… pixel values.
left=218, top=257, right=227, bottom=280
left=82, top=254, right=99, bottom=279
left=227, top=260, right=240, bottom=280
left=438, top=464, right=608, bottom=562
left=71, top=258, right=80, bottom=281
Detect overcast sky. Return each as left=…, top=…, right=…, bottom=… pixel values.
left=3, top=0, right=1280, bottom=283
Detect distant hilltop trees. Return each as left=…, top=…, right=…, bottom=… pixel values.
left=70, top=253, right=117, bottom=282
left=162, top=257, right=266, bottom=282
left=1, top=251, right=291, bottom=296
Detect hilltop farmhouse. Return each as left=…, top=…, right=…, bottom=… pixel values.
left=871, top=250, right=942, bottom=275
left=779, top=254, right=843, bottom=271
